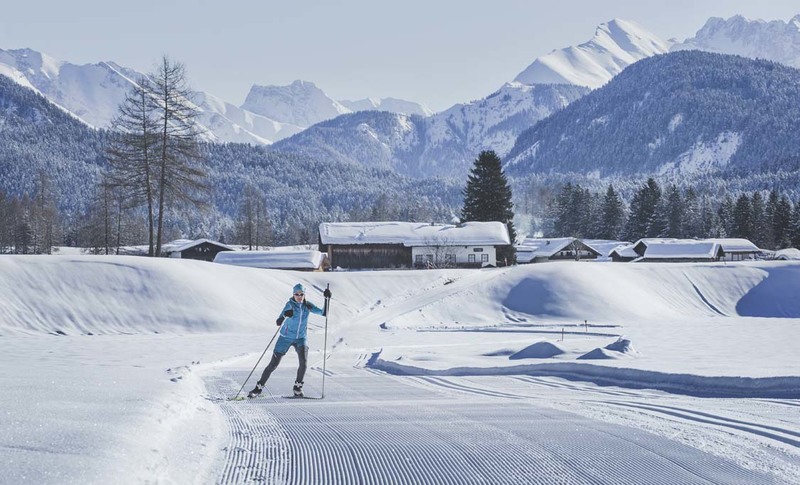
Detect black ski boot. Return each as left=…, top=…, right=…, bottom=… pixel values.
left=248, top=383, right=263, bottom=398
left=293, top=381, right=304, bottom=397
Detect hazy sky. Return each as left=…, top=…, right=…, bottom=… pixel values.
left=1, top=1, right=798, bottom=112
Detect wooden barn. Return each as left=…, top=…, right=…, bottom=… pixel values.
left=631, top=239, right=724, bottom=263
left=707, top=238, right=761, bottom=261
left=319, top=221, right=511, bottom=270
left=161, top=239, right=234, bottom=262
left=515, top=238, right=601, bottom=263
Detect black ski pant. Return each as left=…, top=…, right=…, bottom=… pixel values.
left=258, top=344, right=308, bottom=386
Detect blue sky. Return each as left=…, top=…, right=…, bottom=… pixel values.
left=1, top=1, right=798, bottom=111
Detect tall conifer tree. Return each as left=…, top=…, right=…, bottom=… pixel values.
left=461, top=150, right=516, bottom=265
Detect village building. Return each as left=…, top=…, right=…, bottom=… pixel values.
left=631, top=239, right=724, bottom=263
left=161, top=239, right=234, bottom=262
left=703, top=238, right=761, bottom=261
left=213, top=250, right=327, bottom=271
left=608, top=244, right=639, bottom=262
left=318, top=221, right=511, bottom=270
left=515, top=238, right=601, bottom=263
left=774, top=248, right=800, bottom=260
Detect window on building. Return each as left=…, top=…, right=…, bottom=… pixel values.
left=445, top=254, right=456, bottom=264
left=415, top=255, right=423, bottom=265
left=481, top=254, right=489, bottom=263
left=473, top=247, right=484, bottom=252
left=468, top=254, right=476, bottom=263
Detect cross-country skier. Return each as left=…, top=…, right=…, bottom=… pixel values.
left=248, top=283, right=332, bottom=398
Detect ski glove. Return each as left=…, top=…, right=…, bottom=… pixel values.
left=323, top=288, right=332, bottom=299
left=276, top=316, right=285, bottom=326
left=284, top=309, right=294, bottom=318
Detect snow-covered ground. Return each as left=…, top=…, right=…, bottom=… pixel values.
left=1, top=256, right=799, bottom=483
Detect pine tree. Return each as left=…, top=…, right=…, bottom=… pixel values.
left=550, top=183, right=574, bottom=237
left=661, top=184, right=684, bottom=238
left=750, top=191, right=766, bottom=248
left=461, top=150, right=516, bottom=265
left=597, top=185, right=624, bottom=240
left=774, top=195, right=793, bottom=249
left=732, top=194, right=752, bottom=240
left=700, top=196, right=721, bottom=238
left=764, top=189, right=779, bottom=249
left=790, top=199, right=800, bottom=248
left=623, top=178, right=661, bottom=240
left=717, top=195, right=735, bottom=237
left=682, top=187, right=701, bottom=238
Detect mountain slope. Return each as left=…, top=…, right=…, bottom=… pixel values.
left=272, top=83, right=587, bottom=179
left=673, top=14, right=800, bottom=68
left=514, top=19, right=670, bottom=88
left=504, top=51, right=800, bottom=177
left=0, top=73, right=105, bottom=213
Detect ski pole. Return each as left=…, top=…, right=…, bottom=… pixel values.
left=322, top=283, right=330, bottom=399
left=231, top=326, right=281, bottom=401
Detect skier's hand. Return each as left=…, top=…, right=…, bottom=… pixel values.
left=276, top=317, right=284, bottom=326
left=284, top=309, right=294, bottom=318
left=323, top=288, right=332, bottom=299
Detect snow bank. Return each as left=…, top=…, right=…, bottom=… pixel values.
left=367, top=352, right=800, bottom=399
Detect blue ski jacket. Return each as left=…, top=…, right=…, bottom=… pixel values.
left=278, top=298, right=324, bottom=340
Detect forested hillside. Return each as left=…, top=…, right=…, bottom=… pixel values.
left=0, top=75, right=462, bottom=247
left=505, top=51, right=800, bottom=176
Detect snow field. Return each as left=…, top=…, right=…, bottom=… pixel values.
left=1, top=256, right=799, bottom=482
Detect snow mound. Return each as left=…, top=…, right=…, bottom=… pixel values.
left=509, top=341, right=565, bottom=360
left=604, top=337, right=636, bottom=353
left=578, top=337, right=637, bottom=360
left=577, top=348, right=620, bottom=360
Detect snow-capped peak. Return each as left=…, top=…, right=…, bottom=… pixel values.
left=671, top=14, right=800, bottom=69
left=340, top=97, right=434, bottom=117
left=241, top=80, right=351, bottom=127
left=513, top=18, right=670, bottom=89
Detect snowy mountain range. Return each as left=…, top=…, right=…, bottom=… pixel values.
left=672, top=14, right=800, bottom=68
left=270, top=19, right=667, bottom=178
left=5, top=13, right=800, bottom=180
left=514, top=19, right=671, bottom=89
left=0, top=49, right=431, bottom=145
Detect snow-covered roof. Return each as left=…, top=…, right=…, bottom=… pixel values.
left=162, top=238, right=235, bottom=253
left=775, top=248, right=800, bottom=260
left=609, top=244, right=638, bottom=259
left=701, top=238, right=759, bottom=253
left=319, top=221, right=510, bottom=246
left=582, top=239, right=631, bottom=259
left=638, top=240, right=722, bottom=260
left=213, top=250, right=325, bottom=269
left=515, top=238, right=576, bottom=258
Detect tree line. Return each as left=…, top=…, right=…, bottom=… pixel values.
left=544, top=178, right=800, bottom=249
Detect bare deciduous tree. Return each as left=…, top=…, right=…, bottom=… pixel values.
left=105, top=56, right=208, bottom=256
left=106, top=75, right=159, bottom=255
left=149, top=56, right=208, bottom=256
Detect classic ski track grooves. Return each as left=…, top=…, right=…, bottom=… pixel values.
left=207, top=370, right=779, bottom=484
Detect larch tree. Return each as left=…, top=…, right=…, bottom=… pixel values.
left=106, top=75, right=159, bottom=256
left=148, top=56, right=208, bottom=256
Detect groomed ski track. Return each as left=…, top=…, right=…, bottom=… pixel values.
left=207, top=368, right=781, bottom=484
